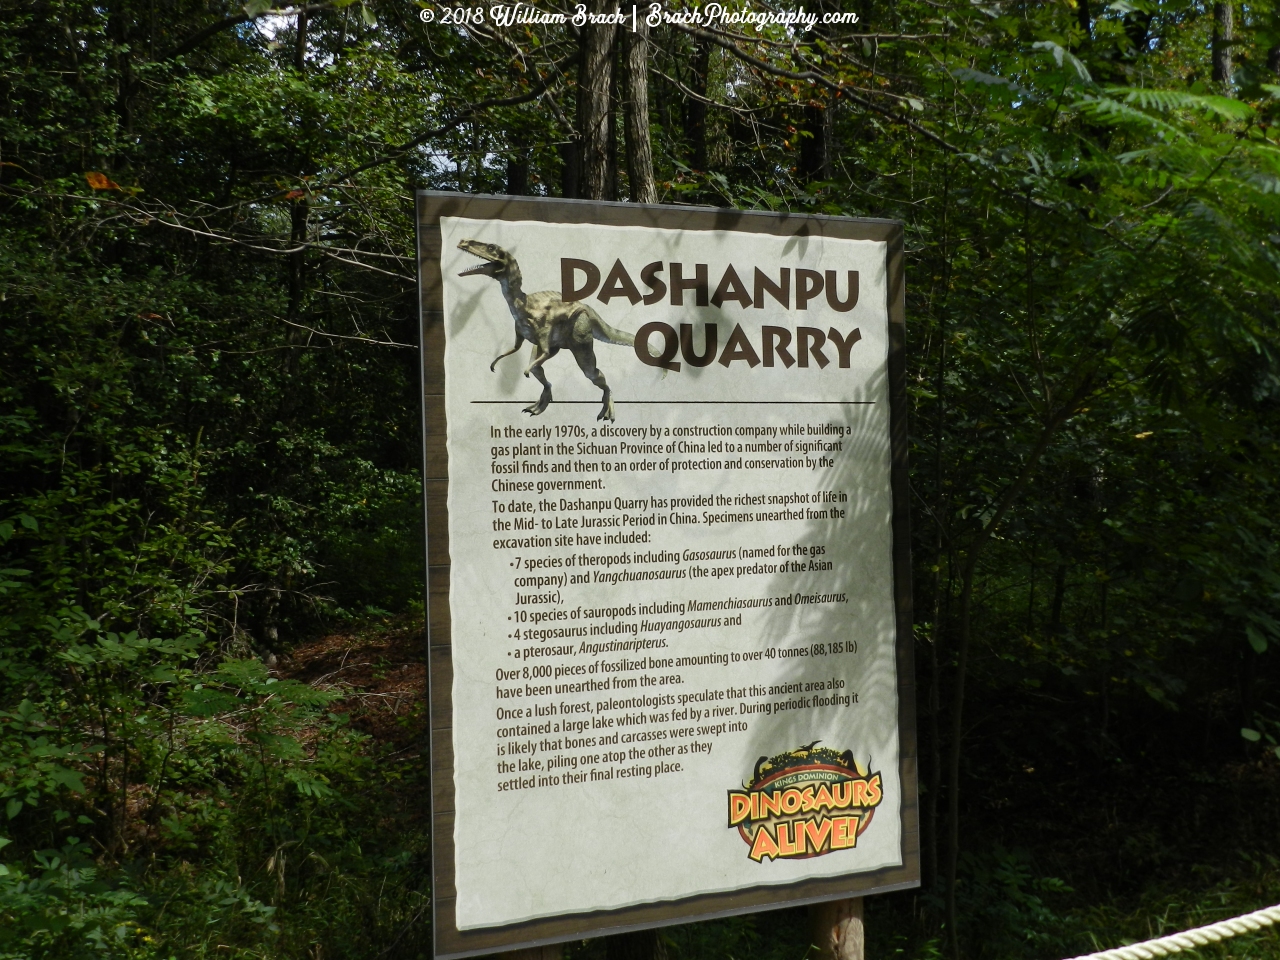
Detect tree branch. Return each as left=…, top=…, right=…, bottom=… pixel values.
left=162, top=3, right=333, bottom=61
left=331, top=66, right=568, bottom=184
left=667, top=22, right=961, bottom=153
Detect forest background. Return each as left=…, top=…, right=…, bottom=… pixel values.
left=4, top=0, right=1280, bottom=957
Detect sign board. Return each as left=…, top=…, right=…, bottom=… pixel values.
left=417, top=194, right=916, bottom=959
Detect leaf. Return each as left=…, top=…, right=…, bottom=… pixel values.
left=1107, top=0, right=1153, bottom=12
left=286, top=770, right=334, bottom=798
left=1242, top=727, right=1263, bottom=741
left=1109, top=87, right=1254, bottom=122
left=243, top=0, right=274, bottom=15
left=84, top=172, right=121, bottom=190
left=17, top=514, right=37, bottom=531
left=213, top=658, right=270, bottom=689
left=1246, top=624, right=1268, bottom=653
left=264, top=678, right=341, bottom=707
left=1074, top=96, right=1186, bottom=141
left=283, top=189, right=305, bottom=200
left=1031, top=41, right=1091, bottom=82
left=5, top=799, right=21, bottom=819
left=47, top=767, right=87, bottom=793
left=181, top=688, right=243, bottom=717
left=360, top=2, right=377, bottom=26
left=255, top=732, right=306, bottom=760
left=952, top=68, right=1027, bottom=95
left=1246, top=173, right=1280, bottom=195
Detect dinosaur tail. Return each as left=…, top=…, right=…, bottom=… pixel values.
left=590, top=317, right=635, bottom=346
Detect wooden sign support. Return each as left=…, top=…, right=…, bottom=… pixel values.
left=813, top=896, right=866, bottom=960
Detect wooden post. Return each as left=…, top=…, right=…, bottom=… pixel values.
left=812, top=897, right=865, bottom=960
left=606, top=929, right=666, bottom=960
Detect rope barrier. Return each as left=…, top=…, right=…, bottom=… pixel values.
left=1066, top=904, right=1280, bottom=960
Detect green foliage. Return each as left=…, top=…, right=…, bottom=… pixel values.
left=954, top=849, right=1071, bottom=960
left=0, top=1, right=429, bottom=936
left=0, top=842, right=154, bottom=960
left=0, top=699, right=90, bottom=822
left=5, top=0, right=1280, bottom=955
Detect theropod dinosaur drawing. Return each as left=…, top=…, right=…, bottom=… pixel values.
left=457, top=239, right=635, bottom=422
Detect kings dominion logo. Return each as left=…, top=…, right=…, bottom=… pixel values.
left=727, top=743, right=883, bottom=863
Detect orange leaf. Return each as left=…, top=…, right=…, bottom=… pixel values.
left=85, top=172, right=121, bottom=190
left=283, top=189, right=305, bottom=200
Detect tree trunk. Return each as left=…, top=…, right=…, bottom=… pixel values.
left=607, top=41, right=619, bottom=201
left=108, top=4, right=133, bottom=131
left=560, top=141, right=581, bottom=199
left=1026, top=545, right=1036, bottom=632
left=811, top=898, right=864, bottom=960
left=1074, top=0, right=1091, bottom=37
left=683, top=38, right=709, bottom=171
left=944, top=566, right=973, bottom=960
left=506, top=152, right=530, bottom=195
left=1240, top=643, right=1258, bottom=752
left=1049, top=563, right=1067, bottom=631
left=927, top=163, right=954, bottom=896
left=1213, top=1, right=1233, bottom=87
left=926, top=336, right=948, bottom=892
left=295, top=7, right=308, bottom=71
left=288, top=198, right=308, bottom=326
left=578, top=4, right=617, bottom=200
left=799, top=100, right=834, bottom=181
left=622, top=10, right=657, bottom=203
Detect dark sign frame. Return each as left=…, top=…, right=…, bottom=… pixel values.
left=416, top=193, right=917, bottom=960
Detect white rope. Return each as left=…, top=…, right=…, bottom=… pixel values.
left=1066, top=904, right=1280, bottom=960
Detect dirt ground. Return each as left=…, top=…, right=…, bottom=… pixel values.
left=279, top=618, right=428, bottom=756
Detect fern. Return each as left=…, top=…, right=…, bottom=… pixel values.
left=1107, top=87, right=1255, bottom=123
left=1074, top=95, right=1187, bottom=141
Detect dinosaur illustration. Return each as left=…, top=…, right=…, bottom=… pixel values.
left=750, top=742, right=860, bottom=785
left=457, top=239, right=635, bottom=422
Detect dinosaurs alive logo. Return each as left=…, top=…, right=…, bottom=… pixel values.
left=728, top=743, right=882, bottom=863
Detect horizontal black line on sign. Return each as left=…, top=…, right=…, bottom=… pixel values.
left=468, top=400, right=876, bottom=405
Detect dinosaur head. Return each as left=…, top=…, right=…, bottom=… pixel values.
left=457, top=240, right=517, bottom=280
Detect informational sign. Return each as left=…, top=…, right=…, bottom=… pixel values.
left=417, top=194, right=916, bottom=959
